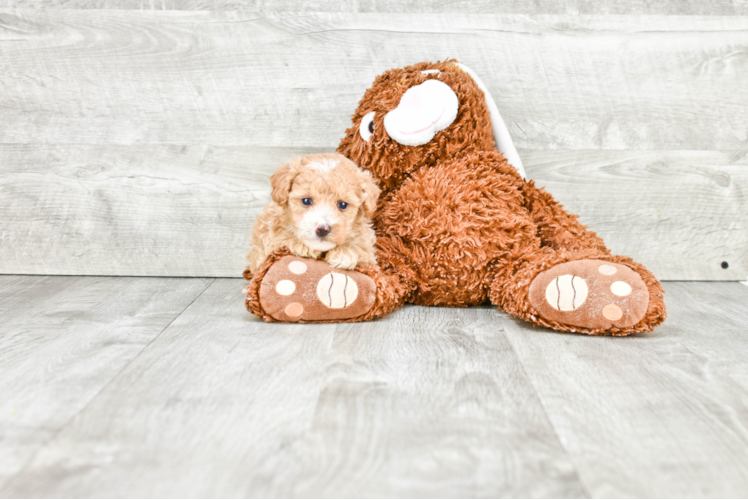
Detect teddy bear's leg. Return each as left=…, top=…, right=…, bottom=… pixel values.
left=482, top=178, right=665, bottom=335
left=244, top=248, right=409, bottom=323
left=490, top=245, right=667, bottom=336
left=519, top=179, right=610, bottom=253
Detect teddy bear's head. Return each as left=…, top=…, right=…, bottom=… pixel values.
left=337, top=60, right=523, bottom=193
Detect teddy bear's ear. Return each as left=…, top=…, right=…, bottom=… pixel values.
left=270, top=157, right=302, bottom=205
left=453, top=63, right=527, bottom=180
left=359, top=171, right=381, bottom=217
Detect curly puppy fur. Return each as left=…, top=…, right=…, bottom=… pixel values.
left=247, top=153, right=380, bottom=273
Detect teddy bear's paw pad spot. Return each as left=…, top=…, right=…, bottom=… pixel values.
left=611, top=281, right=632, bottom=296
left=317, top=272, right=358, bottom=309
left=275, top=280, right=296, bottom=295
left=602, top=304, right=623, bottom=321
left=285, top=302, right=304, bottom=317
left=288, top=260, right=307, bottom=274
left=529, top=259, right=650, bottom=332
left=545, top=275, right=588, bottom=311
left=259, top=256, right=376, bottom=322
left=598, top=264, right=618, bottom=275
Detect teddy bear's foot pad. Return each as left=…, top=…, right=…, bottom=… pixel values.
left=258, top=256, right=376, bottom=322
left=528, top=259, right=650, bottom=331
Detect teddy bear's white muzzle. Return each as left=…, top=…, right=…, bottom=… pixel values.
left=383, top=79, right=459, bottom=147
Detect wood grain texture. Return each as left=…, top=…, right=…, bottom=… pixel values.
left=1, top=145, right=745, bottom=279
left=2, top=279, right=748, bottom=497
left=0, top=11, right=746, bottom=151
left=0, top=278, right=586, bottom=498
left=0, top=275, right=213, bottom=491
left=3, top=0, right=748, bottom=14
left=0, top=10, right=745, bottom=279
left=529, top=150, right=748, bottom=281
left=660, top=282, right=748, bottom=387
left=500, top=281, right=748, bottom=497
left=0, top=144, right=325, bottom=277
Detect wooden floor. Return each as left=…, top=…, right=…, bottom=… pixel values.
left=1, top=276, right=748, bottom=498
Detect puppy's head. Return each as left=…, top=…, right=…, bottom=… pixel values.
left=270, top=153, right=380, bottom=252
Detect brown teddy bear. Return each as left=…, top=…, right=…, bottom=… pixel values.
left=245, top=60, right=667, bottom=336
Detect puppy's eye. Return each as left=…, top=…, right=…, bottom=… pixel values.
left=302, top=198, right=313, bottom=206
left=359, top=111, right=375, bottom=142
left=337, top=201, right=348, bottom=210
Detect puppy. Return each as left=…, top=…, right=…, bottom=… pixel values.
left=247, top=153, right=380, bottom=273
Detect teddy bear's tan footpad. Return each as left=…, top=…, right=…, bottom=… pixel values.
left=528, top=259, right=650, bottom=330
left=259, top=256, right=376, bottom=322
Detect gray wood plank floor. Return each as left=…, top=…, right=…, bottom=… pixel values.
left=1, top=277, right=747, bottom=497
left=0, top=275, right=214, bottom=492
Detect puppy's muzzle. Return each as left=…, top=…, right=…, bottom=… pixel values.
left=315, top=224, right=331, bottom=238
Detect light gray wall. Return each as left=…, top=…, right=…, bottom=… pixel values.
left=0, top=7, right=745, bottom=279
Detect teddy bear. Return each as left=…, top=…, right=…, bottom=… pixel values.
left=244, top=60, right=667, bottom=336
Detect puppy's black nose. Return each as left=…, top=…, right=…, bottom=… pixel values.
left=316, top=225, right=331, bottom=238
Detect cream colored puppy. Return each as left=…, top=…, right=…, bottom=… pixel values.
left=247, top=153, right=380, bottom=273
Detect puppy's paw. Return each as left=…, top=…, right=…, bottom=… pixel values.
left=325, top=247, right=359, bottom=270
left=288, top=241, right=320, bottom=260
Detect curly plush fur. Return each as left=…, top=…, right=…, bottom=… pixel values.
left=245, top=60, right=666, bottom=335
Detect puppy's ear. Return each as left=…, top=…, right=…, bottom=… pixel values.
left=270, top=157, right=302, bottom=205
left=359, top=170, right=381, bottom=217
